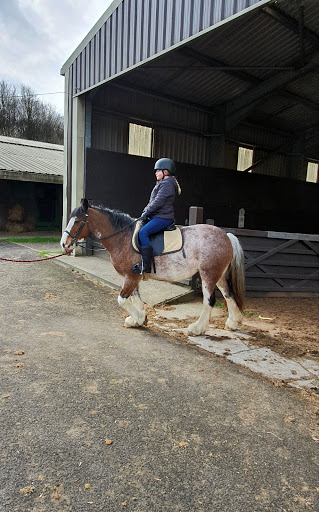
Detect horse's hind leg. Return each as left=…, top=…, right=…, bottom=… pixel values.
left=118, top=278, right=146, bottom=327
left=216, top=273, right=243, bottom=330
left=188, top=278, right=215, bottom=336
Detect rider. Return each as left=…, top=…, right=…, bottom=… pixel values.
left=138, top=158, right=181, bottom=274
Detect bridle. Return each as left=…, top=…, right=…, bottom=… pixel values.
left=63, top=213, right=90, bottom=247
left=63, top=210, right=142, bottom=247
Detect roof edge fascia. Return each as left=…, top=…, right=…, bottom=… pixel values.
left=0, top=137, right=63, bottom=151
left=60, top=0, right=123, bottom=75
left=0, top=170, right=63, bottom=183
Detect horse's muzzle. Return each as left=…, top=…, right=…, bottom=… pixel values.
left=62, top=241, right=74, bottom=255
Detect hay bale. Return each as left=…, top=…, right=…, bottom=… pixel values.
left=8, top=204, right=24, bottom=222
left=5, top=222, right=25, bottom=233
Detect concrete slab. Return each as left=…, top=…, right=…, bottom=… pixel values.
left=189, top=335, right=250, bottom=356
left=228, top=347, right=311, bottom=381
left=57, top=254, right=123, bottom=289
left=154, top=303, right=202, bottom=320
left=155, top=301, right=219, bottom=320
left=289, top=378, right=319, bottom=392
left=138, top=278, right=193, bottom=307
left=299, top=359, right=319, bottom=377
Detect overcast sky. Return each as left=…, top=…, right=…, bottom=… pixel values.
left=0, top=0, right=113, bottom=115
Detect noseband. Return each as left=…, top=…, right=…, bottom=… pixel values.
left=64, top=213, right=90, bottom=246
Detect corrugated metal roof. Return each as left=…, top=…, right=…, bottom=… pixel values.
left=62, top=0, right=269, bottom=95
left=0, top=136, right=63, bottom=182
left=118, top=1, right=317, bottom=109
left=190, top=9, right=312, bottom=73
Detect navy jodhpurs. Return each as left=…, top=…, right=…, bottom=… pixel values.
left=139, top=217, right=173, bottom=247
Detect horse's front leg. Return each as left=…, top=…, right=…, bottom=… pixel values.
left=118, top=277, right=146, bottom=328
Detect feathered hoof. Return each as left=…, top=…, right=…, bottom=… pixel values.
left=124, top=313, right=146, bottom=328
left=124, top=316, right=139, bottom=327
left=225, top=318, right=238, bottom=331
left=188, top=321, right=206, bottom=336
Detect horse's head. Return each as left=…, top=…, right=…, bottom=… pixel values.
left=60, top=198, right=90, bottom=251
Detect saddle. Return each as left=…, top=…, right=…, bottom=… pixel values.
left=132, top=220, right=183, bottom=256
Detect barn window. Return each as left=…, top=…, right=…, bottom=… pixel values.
left=306, top=161, right=318, bottom=183
left=128, top=123, right=153, bottom=157
left=237, top=147, right=253, bottom=172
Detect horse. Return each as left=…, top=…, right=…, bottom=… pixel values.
left=61, top=199, right=245, bottom=335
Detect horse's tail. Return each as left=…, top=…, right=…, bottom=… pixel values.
left=226, top=233, right=245, bottom=311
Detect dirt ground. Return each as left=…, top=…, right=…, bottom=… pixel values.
left=150, top=296, right=319, bottom=361
left=240, top=297, right=319, bottom=359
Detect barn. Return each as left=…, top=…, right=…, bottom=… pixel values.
left=0, top=136, right=63, bottom=232
left=61, top=0, right=319, bottom=295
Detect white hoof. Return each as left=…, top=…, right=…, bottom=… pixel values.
left=225, top=318, right=238, bottom=330
left=188, top=322, right=206, bottom=336
left=124, top=311, right=146, bottom=328
left=124, top=316, right=139, bottom=327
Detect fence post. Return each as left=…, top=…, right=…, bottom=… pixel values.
left=189, top=206, right=203, bottom=226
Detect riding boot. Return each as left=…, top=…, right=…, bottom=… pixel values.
left=141, top=246, right=154, bottom=274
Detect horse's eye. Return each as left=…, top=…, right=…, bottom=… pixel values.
left=74, top=220, right=80, bottom=224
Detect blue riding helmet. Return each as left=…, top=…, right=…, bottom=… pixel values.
left=154, top=158, right=176, bottom=175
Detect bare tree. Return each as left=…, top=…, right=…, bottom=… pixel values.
left=0, top=80, right=64, bottom=144
left=0, top=81, right=19, bottom=137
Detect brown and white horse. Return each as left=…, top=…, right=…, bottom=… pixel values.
left=61, top=199, right=245, bottom=335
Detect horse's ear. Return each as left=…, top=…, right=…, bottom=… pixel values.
left=80, top=198, right=89, bottom=213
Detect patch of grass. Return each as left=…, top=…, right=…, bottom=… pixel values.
left=242, top=310, right=259, bottom=317
left=215, top=301, right=224, bottom=308
left=37, top=250, right=63, bottom=258
left=0, top=237, right=60, bottom=243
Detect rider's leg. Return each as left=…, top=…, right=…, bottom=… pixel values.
left=140, top=246, right=153, bottom=273
left=139, top=217, right=173, bottom=246
left=138, top=217, right=173, bottom=274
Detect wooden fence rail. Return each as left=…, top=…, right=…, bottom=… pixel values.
left=225, top=228, right=319, bottom=297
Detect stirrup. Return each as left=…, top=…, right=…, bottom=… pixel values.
left=131, top=261, right=154, bottom=275
left=132, top=263, right=143, bottom=275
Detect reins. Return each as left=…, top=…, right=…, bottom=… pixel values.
left=97, top=216, right=142, bottom=241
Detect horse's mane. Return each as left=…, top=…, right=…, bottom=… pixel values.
left=93, top=206, right=136, bottom=233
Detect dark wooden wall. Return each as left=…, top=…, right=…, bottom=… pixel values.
left=86, top=149, right=319, bottom=234
left=226, top=228, right=319, bottom=296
